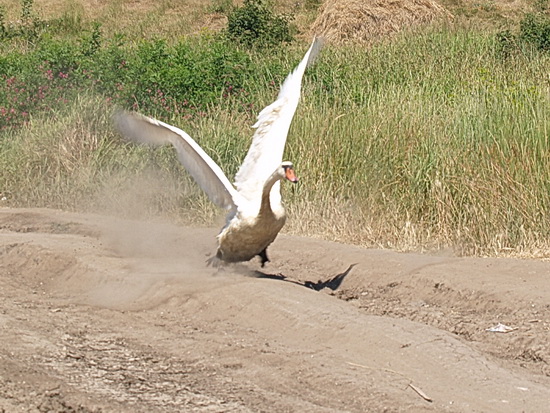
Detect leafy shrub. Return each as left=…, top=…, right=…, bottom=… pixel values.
left=80, top=22, right=102, bottom=56
left=226, top=0, right=294, bottom=47
left=519, top=10, right=550, bottom=51
left=0, top=32, right=268, bottom=129
left=497, top=0, right=550, bottom=55
left=0, top=0, right=297, bottom=129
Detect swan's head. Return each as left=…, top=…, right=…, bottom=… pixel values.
left=281, top=161, right=298, bottom=183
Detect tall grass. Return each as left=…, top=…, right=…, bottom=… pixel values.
left=0, top=93, right=221, bottom=222
left=283, top=29, right=550, bottom=256
left=1, top=24, right=548, bottom=258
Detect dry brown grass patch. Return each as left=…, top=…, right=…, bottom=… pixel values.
left=311, top=0, right=453, bottom=44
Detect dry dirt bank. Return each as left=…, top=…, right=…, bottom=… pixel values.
left=1, top=208, right=549, bottom=412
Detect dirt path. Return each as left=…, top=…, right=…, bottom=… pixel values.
left=1, top=208, right=549, bottom=412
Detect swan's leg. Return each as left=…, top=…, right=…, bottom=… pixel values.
left=258, top=248, right=270, bottom=267
left=206, top=255, right=221, bottom=267
left=206, top=250, right=224, bottom=267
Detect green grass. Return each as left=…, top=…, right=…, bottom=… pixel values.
left=1, top=6, right=549, bottom=258
left=264, top=28, right=549, bottom=257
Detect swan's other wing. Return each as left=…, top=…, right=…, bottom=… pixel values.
left=234, top=37, right=322, bottom=202
left=115, top=111, right=239, bottom=210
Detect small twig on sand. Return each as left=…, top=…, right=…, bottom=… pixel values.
left=346, top=361, right=433, bottom=403
left=408, top=383, right=433, bottom=402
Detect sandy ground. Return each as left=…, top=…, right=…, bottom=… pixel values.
left=0, top=207, right=549, bottom=412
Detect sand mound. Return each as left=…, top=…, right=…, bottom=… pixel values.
left=1, top=208, right=550, bottom=411
left=311, top=0, right=452, bottom=44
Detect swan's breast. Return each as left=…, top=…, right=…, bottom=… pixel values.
left=216, top=212, right=286, bottom=263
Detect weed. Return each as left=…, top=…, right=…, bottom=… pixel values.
left=21, top=0, right=33, bottom=23
left=209, top=0, right=234, bottom=14
left=80, top=22, right=102, bottom=57
left=48, top=7, right=86, bottom=36
left=305, top=0, right=322, bottom=11
left=225, top=0, right=294, bottom=47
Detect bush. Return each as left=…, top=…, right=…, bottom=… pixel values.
left=125, top=38, right=256, bottom=116
left=519, top=10, right=550, bottom=51
left=226, top=0, right=294, bottom=47
left=0, top=32, right=267, bottom=129
left=497, top=0, right=550, bottom=55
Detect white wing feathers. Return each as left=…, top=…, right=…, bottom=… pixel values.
left=233, top=37, right=322, bottom=202
left=114, top=38, right=321, bottom=213
left=114, top=111, right=239, bottom=210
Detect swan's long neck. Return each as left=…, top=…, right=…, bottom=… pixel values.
left=259, top=168, right=284, bottom=217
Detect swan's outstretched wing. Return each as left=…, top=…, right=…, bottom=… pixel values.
left=234, top=37, right=323, bottom=202
left=115, top=111, right=239, bottom=210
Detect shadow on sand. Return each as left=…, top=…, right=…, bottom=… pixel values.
left=252, top=264, right=356, bottom=291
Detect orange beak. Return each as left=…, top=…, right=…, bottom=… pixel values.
left=285, top=167, right=298, bottom=183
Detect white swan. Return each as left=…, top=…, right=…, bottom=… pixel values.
left=115, top=37, right=322, bottom=267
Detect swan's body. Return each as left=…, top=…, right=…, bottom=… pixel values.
left=215, top=162, right=297, bottom=265
left=115, top=38, right=321, bottom=266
